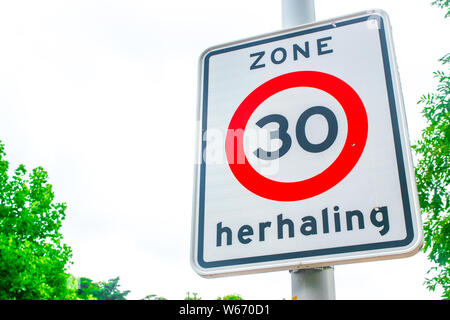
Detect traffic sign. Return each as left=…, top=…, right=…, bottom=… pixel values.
left=191, top=10, right=423, bottom=277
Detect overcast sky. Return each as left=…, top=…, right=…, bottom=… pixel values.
left=0, top=0, right=448, bottom=300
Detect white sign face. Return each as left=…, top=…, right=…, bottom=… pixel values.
left=191, top=10, right=422, bottom=277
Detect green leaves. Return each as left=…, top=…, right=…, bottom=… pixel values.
left=77, top=276, right=130, bottom=300
left=0, top=140, right=76, bottom=299
left=414, top=2, right=449, bottom=299
left=184, top=291, right=202, bottom=300
left=217, top=294, right=243, bottom=300
left=142, top=294, right=167, bottom=300
left=431, top=0, right=450, bottom=18
left=413, top=51, right=450, bottom=299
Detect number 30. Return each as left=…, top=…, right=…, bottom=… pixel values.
left=254, top=106, right=338, bottom=160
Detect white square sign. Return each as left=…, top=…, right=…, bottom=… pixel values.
left=191, top=10, right=423, bottom=277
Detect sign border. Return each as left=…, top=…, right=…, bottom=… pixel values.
left=192, top=10, right=422, bottom=276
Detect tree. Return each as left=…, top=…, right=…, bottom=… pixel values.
left=77, top=276, right=130, bottom=300
left=77, top=277, right=99, bottom=300
left=217, top=294, right=243, bottom=300
left=95, top=277, right=130, bottom=300
left=0, top=140, right=76, bottom=299
left=138, top=292, right=244, bottom=300
left=142, top=294, right=167, bottom=300
left=412, top=1, right=450, bottom=299
left=184, top=291, right=201, bottom=300
left=431, top=0, right=450, bottom=17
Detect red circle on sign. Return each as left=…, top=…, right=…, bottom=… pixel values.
left=225, top=71, right=368, bottom=201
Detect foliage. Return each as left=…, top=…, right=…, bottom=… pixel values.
left=77, top=276, right=130, bottom=300
left=411, top=0, right=450, bottom=300
left=183, top=292, right=243, bottom=300
left=432, top=0, right=450, bottom=17
left=140, top=292, right=244, bottom=300
left=217, top=294, right=243, bottom=300
left=77, top=277, right=99, bottom=300
left=184, top=291, right=201, bottom=300
left=0, top=141, right=76, bottom=299
left=413, top=51, right=450, bottom=299
left=142, top=294, right=167, bottom=300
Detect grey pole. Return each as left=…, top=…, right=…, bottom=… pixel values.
left=281, top=0, right=336, bottom=300
left=281, top=0, right=316, bottom=28
left=290, top=268, right=336, bottom=300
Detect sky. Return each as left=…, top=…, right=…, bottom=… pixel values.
left=0, top=0, right=448, bottom=300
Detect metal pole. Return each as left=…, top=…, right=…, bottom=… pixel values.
left=281, top=0, right=336, bottom=300
left=290, top=268, right=336, bottom=300
left=281, top=0, right=316, bottom=28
